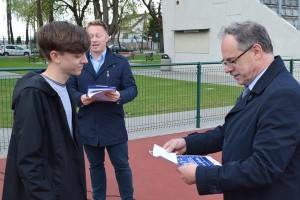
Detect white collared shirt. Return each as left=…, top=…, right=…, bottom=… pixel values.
left=248, top=68, right=268, bottom=91
left=90, top=50, right=107, bottom=73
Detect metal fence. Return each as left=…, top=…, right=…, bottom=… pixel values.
left=0, top=59, right=300, bottom=154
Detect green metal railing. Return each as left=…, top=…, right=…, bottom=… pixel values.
left=0, top=59, right=300, bottom=154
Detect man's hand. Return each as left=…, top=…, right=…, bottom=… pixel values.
left=81, top=94, right=95, bottom=105
left=104, top=90, right=121, bottom=102
left=177, top=163, right=197, bottom=185
left=162, top=138, right=187, bottom=155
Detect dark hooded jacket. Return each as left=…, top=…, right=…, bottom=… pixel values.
left=2, top=72, right=87, bottom=200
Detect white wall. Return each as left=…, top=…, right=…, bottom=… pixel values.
left=162, top=0, right=300, bottom=62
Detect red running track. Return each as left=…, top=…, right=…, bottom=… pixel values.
left=0, top=130, right=223, bottom=200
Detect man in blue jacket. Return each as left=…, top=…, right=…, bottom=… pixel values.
left=163, top=21, right=300, bottom=200
left=68, top=19, right=137, bottom=200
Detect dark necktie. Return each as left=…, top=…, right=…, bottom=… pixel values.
left=242, top=87, right=250, bottom=98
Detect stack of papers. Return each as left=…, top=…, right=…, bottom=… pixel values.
left=87, top=85, right=116, bottom=101
left=150, top=144, right=221, bottom=166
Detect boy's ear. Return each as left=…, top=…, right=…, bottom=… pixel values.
left=49, top=51, right=61, bottom=64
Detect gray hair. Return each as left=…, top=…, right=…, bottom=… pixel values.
left=219, top=21, right=273, bottom=53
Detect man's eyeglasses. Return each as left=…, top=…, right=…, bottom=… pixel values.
left=221, top=45, right=254, bottom=67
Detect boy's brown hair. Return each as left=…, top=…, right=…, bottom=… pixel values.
left=37, top=21, right=90, bottom=60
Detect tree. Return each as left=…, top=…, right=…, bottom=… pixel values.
left=6, top=0, right=14, bottom=44
left=36, top=0, right=43, bottom=28
left=11, top=0, right=38, bottom=47
left=56, top=0, right=91, bottom=26
left=16, top=36, right=21, bottom=44
left=141, top=0, right=163, bottom=52
left=114, top=0, right=139, bottom=46
left=7, top=0, right=150, bottom=51
left=46, top=0, right=55, bottom=22
left=91, top=0, right=119, bottom=36
left=92, top=0, right=101, bottom=19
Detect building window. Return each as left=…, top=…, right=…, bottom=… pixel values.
left=174, top=29, right=209, bottom=53
left=123, top=33, right=129, bottom=39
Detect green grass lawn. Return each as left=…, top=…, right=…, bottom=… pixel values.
left=0, top=55, right=241, bottom=127
left=0, top=78, right=18, bottom=127
left=0, top=56, right=47, bottom=68
left=0, top=54, right=162, bottom=68
left=130, top=53, right=162, bottom=65
left=124, top=75, right=241, bottom=117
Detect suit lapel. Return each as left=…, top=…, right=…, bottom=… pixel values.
left=229, top=95, right=249, bottom=114
left=227, top=56, right=285, bottom=116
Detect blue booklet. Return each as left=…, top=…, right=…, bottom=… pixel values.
left=87, top=85, right=116, bottom=101
left=150, top=144, right=221, bottom=166
left=176, top=155, right=220, bottom=166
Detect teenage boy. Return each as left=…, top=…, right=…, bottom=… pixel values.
left=2, top=21, right=90, bottom=200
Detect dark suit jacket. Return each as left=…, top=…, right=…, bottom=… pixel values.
left=68, top=48, right=137, bottom=147
left=185, top=56, right=300, bottom=200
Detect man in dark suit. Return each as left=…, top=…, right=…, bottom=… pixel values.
left=68, top=19, right=137, bottom=200
left=163, top=21, right=300, bottom=200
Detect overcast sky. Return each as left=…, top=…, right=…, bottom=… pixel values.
left=0, top=1, right=26, bottom=39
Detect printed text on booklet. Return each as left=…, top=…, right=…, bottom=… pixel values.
left=150, top=144, right=221, bottom=166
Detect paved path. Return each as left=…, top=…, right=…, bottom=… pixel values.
left=0, top=106, right=230, bottom=155
left=0, top=71, right=22, bottom=79
left=127, top=106, right=231, bottom=140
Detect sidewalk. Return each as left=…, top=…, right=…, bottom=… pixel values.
left=0, top=129, right=223, bottom=200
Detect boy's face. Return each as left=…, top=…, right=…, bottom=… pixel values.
left=86, top=25, right=109, bottom=55
left=59, top=52, right=88, bottom=76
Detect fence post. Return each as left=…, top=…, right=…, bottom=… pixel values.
left=289, top=59, right=294, bottom=76
left=196, top=62, right=201, bottom=128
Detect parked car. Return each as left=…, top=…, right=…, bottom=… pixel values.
left=0, top=45, right=31, bottom=56
left=108, top=44, right=133, bottom=53
left=108, top=44, right=134, bottom=59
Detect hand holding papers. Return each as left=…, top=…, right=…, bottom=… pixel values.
left=150, top=144, right=221, bottom=166
left=87, top=85, right=116, bottom=102
left=150, top=144, right=178, bottom=164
